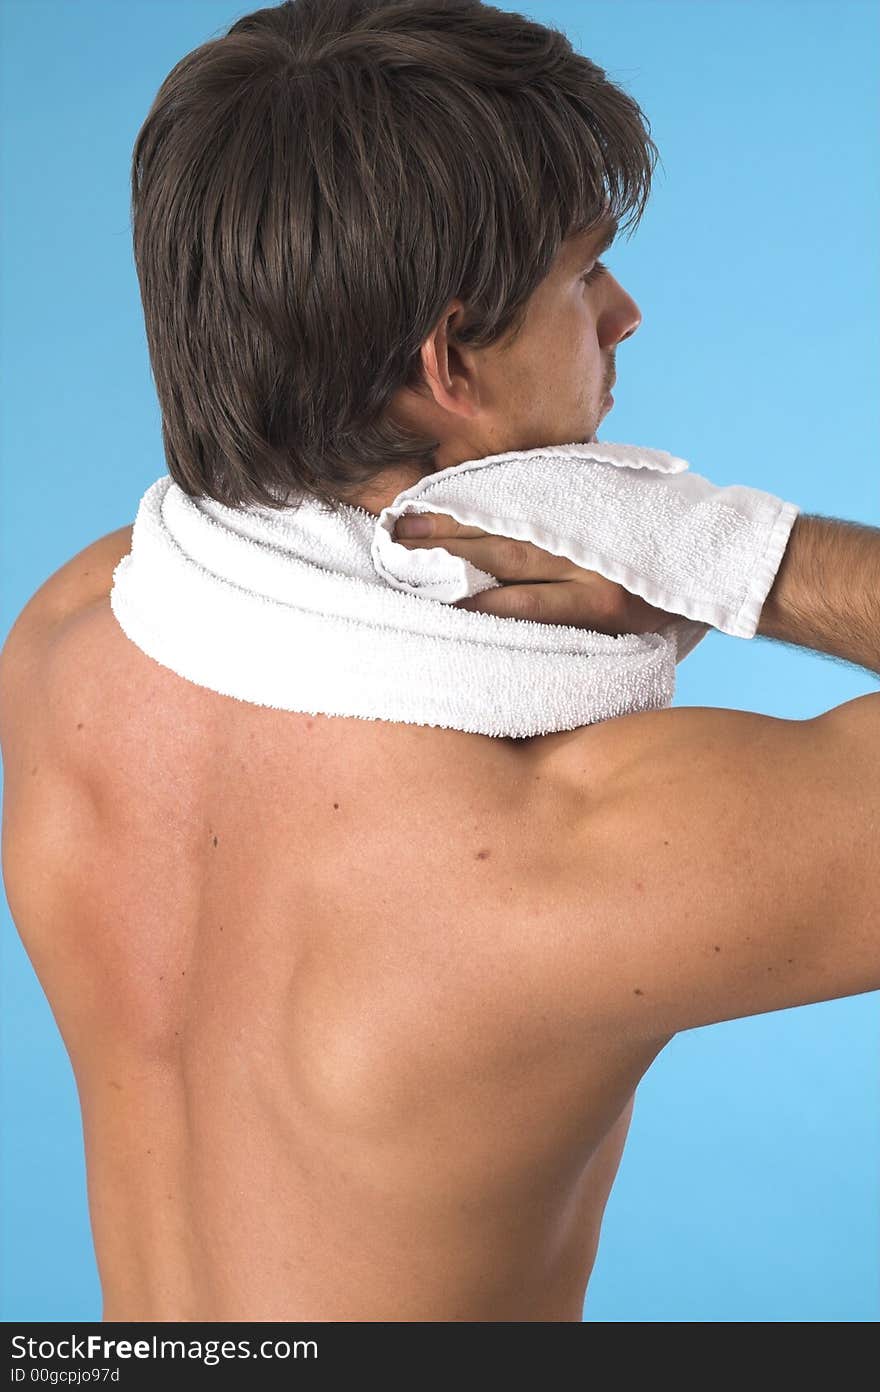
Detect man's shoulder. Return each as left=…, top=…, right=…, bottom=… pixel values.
left=1, top=526, right=133, bottom=708
left=532, top=700, right=779, bottom=794
left=0, top=528, right=134, bottom=795
left=3, top=525, right=133, bottom=647
left=529, top=700, right=800, bottom=895
left=514, top=701, right=783, bottom=980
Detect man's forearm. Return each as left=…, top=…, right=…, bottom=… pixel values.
left=756, top=513, right=880, bottom=677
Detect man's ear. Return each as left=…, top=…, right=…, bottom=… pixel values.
left=418, top=299, right=482, bottom=420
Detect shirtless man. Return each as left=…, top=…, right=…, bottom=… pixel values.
left=2, top=0, right=879, bottom=1313
left=2, top=202, right=878, bottom=1319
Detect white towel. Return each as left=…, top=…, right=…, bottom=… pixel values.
left=109, top=439, right=800, bottom=738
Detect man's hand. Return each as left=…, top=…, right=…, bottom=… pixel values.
left=393, top=513, right=679, bottom=635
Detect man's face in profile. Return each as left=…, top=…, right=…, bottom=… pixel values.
left=355, top=217, right=642, bottom=515
left=475, top=216, right=640, bottom=452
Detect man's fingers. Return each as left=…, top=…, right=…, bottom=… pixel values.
left=396, top=532, right=573, bottom=583
left=394, top=525, right=672, bottom=633
left=394, top=513, right=488, bottom=540
left=455, top=581, right=661, bottom=635
left=455, top=582, right=586, bottom=626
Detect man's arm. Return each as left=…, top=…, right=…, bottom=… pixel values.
left=546, top=511, right=880, bottom=1039
left=756, top=513, right=880, bottom=677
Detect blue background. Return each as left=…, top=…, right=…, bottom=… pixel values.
left=1, top=0, right=877, bottom=1322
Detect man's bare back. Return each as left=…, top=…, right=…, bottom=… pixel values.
left=0, top=529, right=672, bottom=1322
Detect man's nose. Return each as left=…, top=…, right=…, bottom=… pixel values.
left=604, top=277, right=642, bottom=344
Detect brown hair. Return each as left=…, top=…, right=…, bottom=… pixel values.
left=130, top=0, right=659, bottom=514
